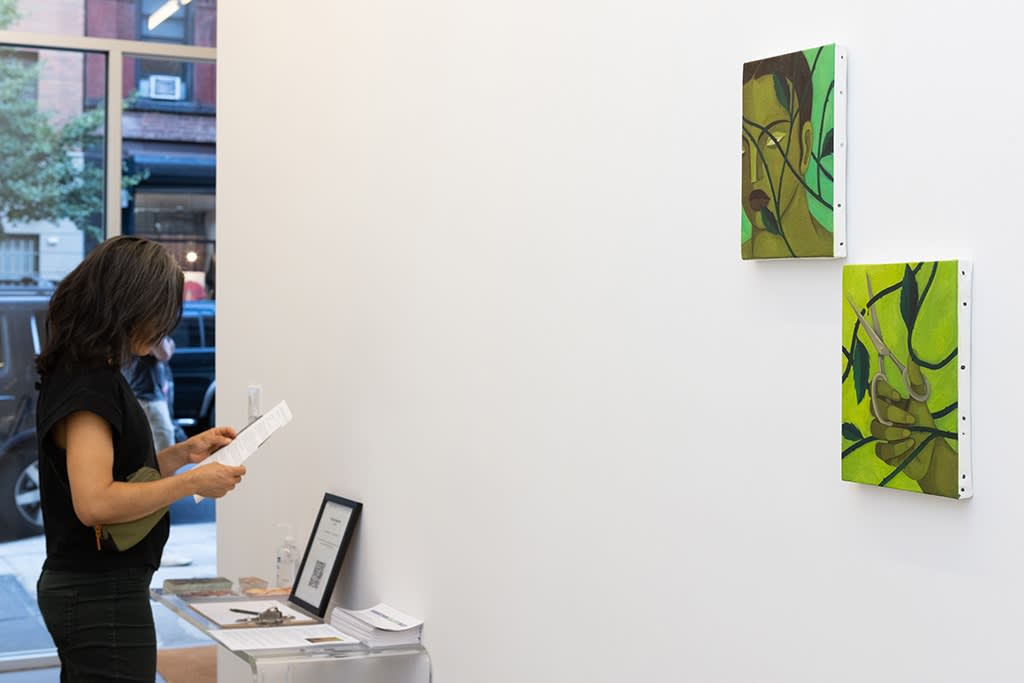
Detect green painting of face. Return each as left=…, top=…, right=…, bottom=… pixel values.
left=741, top=45, right=837, bottom=259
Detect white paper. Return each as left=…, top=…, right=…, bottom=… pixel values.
left=209, top=624, right=360, bottom=651
left=188, top=599, right=314, bottom=628
left=342, top=603, right=423, bottom=631
left=293, top=501, right=353, bottom=607
left=193, top=400, right=293, bottom=501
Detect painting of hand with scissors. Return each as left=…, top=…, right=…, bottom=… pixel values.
left=841, top=262, right=962, bottom=498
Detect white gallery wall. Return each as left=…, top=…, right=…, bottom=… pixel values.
left=215, top=1, right=1024, bottom=681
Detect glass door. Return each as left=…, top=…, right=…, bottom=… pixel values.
left=0, top=0, right=218, bottom=670
left=0, top=43, right=106, bottom=668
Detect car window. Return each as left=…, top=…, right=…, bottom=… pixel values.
left=171, top=316, right=202, bottom=349
left=202, top=316, right=215, bottom=347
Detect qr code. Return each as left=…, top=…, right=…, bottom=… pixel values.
left=308, top=560, right=326, bottom=589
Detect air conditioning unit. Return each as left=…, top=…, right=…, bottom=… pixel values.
left=148, top=74, right=184, bottom=101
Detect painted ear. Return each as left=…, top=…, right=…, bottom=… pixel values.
left=800, top=120, right=813, bottom=175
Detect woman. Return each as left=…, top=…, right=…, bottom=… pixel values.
left=35, top=236, right=246, bottom=681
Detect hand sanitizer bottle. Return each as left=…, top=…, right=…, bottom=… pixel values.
left=275, top=524, right=297, bottom=589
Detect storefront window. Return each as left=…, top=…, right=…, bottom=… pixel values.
left=0, top=43, right=106, bottom=663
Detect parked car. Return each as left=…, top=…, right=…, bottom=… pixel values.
left=0, top=289, right=54, bottom=542
left=0, top=297, right=216, bottom=541
left=168, top=300, right=216, bottom=436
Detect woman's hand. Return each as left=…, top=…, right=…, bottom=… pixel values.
left=182, top=426, right=237, bottom=466
left=188, top=463, right=246, bottom=499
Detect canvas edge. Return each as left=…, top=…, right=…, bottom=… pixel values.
left=957, top=260, right=974, bottom=499
left=832, top=45, right=847, bottom=259
left=839, top=263, right=853, bottom=485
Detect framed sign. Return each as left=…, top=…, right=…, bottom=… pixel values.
left=289, top=493, right=363, bottom=617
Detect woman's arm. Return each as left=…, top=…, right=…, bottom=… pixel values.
left=156, top=425, right=237, bottom=476
left=156, top=442, right=192, bottom=476
left=61, top=411, right=245, bottom=526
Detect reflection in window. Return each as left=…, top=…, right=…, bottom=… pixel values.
left=0, top=236, right=39, bottom=283
left=131, top=191, right=215, bottom=299
left=170, top=315, right=201, bottom=348
left=202, top=315, right=214, bottom=346
left=140, top=0, right=189, bottom=40
left=0, top=46, right=106, bottom=280
left=83, top=0, right=217, bottom=48
left=137, top=58, right=190, bottom=102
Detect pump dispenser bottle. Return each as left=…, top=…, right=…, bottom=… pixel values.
left=275, top=524, right=297, bottom=588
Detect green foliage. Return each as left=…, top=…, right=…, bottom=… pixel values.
left=851, top=337, right=870, bottom=403
left=841, top=422, right=863, bottom=442
left=0, top=47, right=107, bottom=239
left=0, top=0, right=149, bottom=242
left=771, top=73, right=791, bottom=115
left=0, top=0, right=19, bottom=30
left=819, top=129, right=834, bottom=158
left=760, top=207, right=780, bottom=235
left=900, top=264, right=919, bottom=330
left=803, top=44, right=836, bottom=233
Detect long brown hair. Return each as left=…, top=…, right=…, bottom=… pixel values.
left=36, top=236, right=184, bottom=376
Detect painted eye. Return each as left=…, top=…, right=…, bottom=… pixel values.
left=764, top=132, right=786, bottom=148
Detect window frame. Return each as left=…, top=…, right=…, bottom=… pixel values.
left=0, top=29, right=215, bottom=239
left=0, top=27, right=214, bottom=673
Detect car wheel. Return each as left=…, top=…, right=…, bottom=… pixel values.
left=0, top=444, right=44, bottom=540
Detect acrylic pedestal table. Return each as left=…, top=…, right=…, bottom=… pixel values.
left=150, top=589, right=431, bottom=683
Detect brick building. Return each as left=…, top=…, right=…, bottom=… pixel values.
left=84, top=0, right=217, bottom=291
left=3, top=0, right=216, bottom=290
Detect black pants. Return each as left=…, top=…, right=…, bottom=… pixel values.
left=37, top=567, right=157, bottom=683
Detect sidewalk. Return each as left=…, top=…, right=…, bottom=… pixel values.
left=0, top=521, right=218, bottom=655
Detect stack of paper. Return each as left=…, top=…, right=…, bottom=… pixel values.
left=330, top=603, right=423, bottom=648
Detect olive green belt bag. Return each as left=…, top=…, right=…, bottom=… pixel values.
left=94, top=466, right=169, bottom=552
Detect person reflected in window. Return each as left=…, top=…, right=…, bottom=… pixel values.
left=123, top=336, right=177, bottom=453
left=123, top=335, right=194, bottom=567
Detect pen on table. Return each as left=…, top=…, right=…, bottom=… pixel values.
left=230, top=608, right=260, bottom=615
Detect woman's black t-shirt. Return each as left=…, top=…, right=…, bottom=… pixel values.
left=36, top=363, right=169, bottom=571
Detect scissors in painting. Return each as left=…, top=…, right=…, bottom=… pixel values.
left=845, top=273, right=930, bottom=426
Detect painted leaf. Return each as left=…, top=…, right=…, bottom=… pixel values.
left=842, top=422, right=863, bottom=442
left=900, top=265, right=919, bottom=329
left=760, top=207, right=781, bottom=235
left=819, top=129, right=834, bottom=158
left=852, top=338, right=870, bottom=404
left=772, top=74, right=791, bottom=114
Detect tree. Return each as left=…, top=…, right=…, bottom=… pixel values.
left=0, top=0, right=130, bottom=243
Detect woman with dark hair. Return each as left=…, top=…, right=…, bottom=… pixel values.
left=34, top=236, right=246, bottom=681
